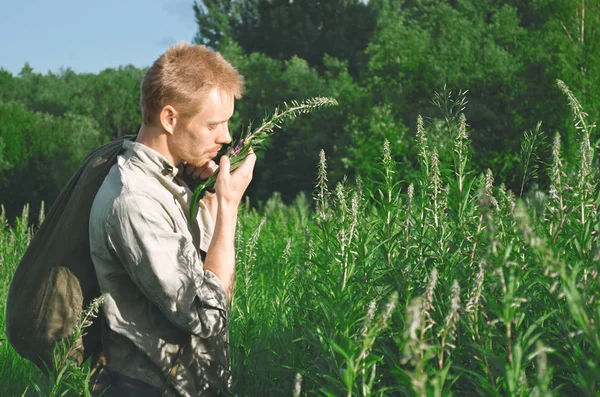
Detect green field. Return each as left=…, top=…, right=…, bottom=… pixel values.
left=1, top=83, right=600, bottom=396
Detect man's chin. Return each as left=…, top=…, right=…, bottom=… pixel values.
left=187, top=159, right=209, bottom=168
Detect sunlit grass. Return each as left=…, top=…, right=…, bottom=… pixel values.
left=1, top=82, right=599, bottom=395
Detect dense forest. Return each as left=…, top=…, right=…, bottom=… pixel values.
left=1, top=0, right=599, bottom=220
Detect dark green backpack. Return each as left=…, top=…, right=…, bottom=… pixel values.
left=5, top=136, right=132, bottom=372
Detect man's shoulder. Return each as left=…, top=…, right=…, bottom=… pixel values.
left=91, top=157, right=166, bottom=221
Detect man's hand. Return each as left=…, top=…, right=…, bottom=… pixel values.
left=214, top=152, right=256, bottom=211
left=204, top=152, right=256, bottom=302
left=186, top=160, right=218, bottom=180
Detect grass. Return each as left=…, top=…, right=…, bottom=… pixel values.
left=0, top=205, right=45, bottom=396
left=1, top=81, right=599, bottom=395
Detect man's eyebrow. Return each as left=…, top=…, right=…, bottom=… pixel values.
left=207, top=118, right=229, bottom=125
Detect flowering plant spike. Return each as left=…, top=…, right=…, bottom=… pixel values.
left=189, top=97, right=338, bottom=223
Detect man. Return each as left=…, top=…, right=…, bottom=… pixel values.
left=89, top=42, right=255, bottom=396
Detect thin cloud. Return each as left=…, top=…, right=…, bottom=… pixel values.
left=156, top=37, right=177, bottom=47
left=163, top=0, right=195, bottom=24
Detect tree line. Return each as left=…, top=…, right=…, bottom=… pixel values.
left=1, top=0, right=598, bottom=220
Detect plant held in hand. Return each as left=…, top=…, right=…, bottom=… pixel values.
left=189, top=97, right=338, bottom=222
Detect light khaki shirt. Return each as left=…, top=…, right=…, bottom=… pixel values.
left=89, top=140, right=231, bottom=396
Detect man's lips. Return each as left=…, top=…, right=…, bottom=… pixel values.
left=208, top=147, right=221, bottom=158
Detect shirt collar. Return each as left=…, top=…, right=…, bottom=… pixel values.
left=122, top=140, right=180, bottom=179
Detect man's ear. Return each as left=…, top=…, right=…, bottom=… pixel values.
left=159, top=105, right=178, bottom=135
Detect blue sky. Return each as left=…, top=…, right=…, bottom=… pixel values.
left=0, top=0, right=199, bottom=75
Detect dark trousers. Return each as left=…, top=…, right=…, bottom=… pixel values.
left=90, top=366, right=162, bottom=397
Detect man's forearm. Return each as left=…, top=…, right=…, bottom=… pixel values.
left=203, top=205, right=238, bottom=301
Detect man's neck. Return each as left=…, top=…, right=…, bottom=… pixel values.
left=136, top=124, right=179, bottom=166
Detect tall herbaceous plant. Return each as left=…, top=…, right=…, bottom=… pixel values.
left=230, top=81, right=600, bottom=396
left=1, top=83, right=599, bottom=395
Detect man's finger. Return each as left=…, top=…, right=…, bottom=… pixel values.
left=192, top=166, right=204, bottom=179
left=198, top=160, right=218, bottom=179
left=236, top=153, right=256, bottom=175
left=219, top=155, right=231, bottom=177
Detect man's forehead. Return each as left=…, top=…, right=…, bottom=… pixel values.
left=197, top=88, right=235, bottom=123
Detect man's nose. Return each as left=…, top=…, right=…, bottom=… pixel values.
left=218, top=124, right=232, bottom=145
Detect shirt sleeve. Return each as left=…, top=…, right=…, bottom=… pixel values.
left=106, top=193, right=228, bottom=339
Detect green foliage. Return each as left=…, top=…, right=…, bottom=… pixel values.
left=194, top=0, right=377, bottom=75
left=0, top=136, right=9, bottom=172
left=1, top=65, right=144, bottom=140
left=0, top=100, right=102, bottom=221
left=518, top=122, right=547, bottom=197
left=343, top=103, right=409, bottom=183
left=36, top=296, right=106, bottom=397
left=3, top=1, right=600, bottom=219
left=218, top=42, right=351, bottom=202
left=2, top=87, right=600, bottom=394
left=366, top=1, right=529, bottom=188
left=193, top=0, right=237, bottom=49
left=0, top=64, right=144, bottom=221
left=0, top=206, right=106, bottom=397
left=1, top=1, right=600, bottom=394
left=189, top=97, right=338, bottom=221
left=223, top=87, right=600, bottom=395
left=0, top=205, right=45, bottom=396
left=199, top=0, right=578, bottom=197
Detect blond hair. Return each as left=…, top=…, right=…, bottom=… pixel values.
left=141, top=42, right=244, bottom=126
